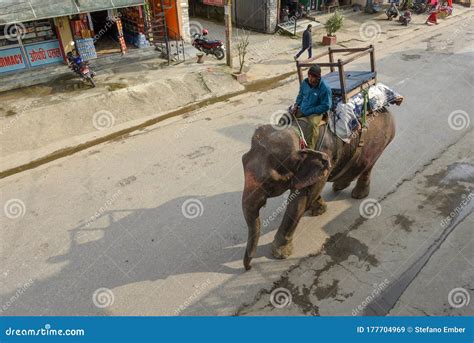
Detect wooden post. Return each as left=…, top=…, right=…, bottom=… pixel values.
left=225, top=0, right=233, bottom=67
left=328, top=47, right=335, bottom=72
left=297, top=62, right=303, bottom=84
left=369, top=44, right=375, bottom=73
left=338, top=59, right=347, bottom=103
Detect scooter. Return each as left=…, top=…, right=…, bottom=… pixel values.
left=398, top=10, right=412, bottom=25
left=67, top=51, right=96, bottom=88
left=192, top=33, right=225, bottom=60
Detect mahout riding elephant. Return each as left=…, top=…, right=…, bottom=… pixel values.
left=241, top=110, right=395, bottom=270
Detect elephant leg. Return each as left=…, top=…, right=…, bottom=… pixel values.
left=309, top=195, right=327, bottom=216
left=332, top=177, right=353, bottom=192
left=352, top=167, right=372, bottom=199
left=272, top=190, right=309, bottom=259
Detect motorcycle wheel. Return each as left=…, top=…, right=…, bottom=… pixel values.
left=214, top=48, right=225, bottom=60
left=86, top=75, right=96, bottom=88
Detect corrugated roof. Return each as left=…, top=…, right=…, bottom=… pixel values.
left=0, top=0, right=145, bottom=24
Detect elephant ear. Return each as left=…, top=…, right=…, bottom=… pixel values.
left=292, top=150, right=331, bottom=190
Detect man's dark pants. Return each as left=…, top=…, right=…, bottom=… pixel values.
left=295, top=46, right=312, bottom=59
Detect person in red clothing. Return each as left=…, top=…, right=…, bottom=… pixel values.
left=426, top=10, right=438, bottom=25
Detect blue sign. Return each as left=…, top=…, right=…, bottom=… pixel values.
left=24, top=40, right=63, bottom=68
left=0, top=47, right=27, bottom=73
left=0, top=316, right=472, bottom=342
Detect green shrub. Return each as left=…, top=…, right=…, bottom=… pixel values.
left=325, top=11, right=344, bottom=36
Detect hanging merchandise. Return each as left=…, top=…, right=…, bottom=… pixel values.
left=120, top=6, right=151, bottom=48
left=143, top=0, right=153, bottom=42
left=115, top=17, right=128, bottom=53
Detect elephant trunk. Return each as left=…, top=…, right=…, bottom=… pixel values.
left=243, top=206, right=262, bottom=271
left=242, top=173, right=266, bottom=271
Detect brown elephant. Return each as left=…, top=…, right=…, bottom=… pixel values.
left=242, top=109, right=396, bottom=270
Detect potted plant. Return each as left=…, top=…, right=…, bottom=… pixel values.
left=233, top=30, right=250, bottom=83
left=323, top=10, right=344, bottom=45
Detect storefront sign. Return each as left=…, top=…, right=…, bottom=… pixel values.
left=0, top=47, right=27, bottom=73
left=25, top=40, right=63, bottom=67
left=203, top=0, right=225, bottom=6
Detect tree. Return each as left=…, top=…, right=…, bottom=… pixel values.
left=236, top=29, right=250, bottom=74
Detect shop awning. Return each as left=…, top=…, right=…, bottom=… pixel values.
left=0, top=0, right=145, bottom=25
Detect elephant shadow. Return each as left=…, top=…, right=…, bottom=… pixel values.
left=1, top=191, right=290, bottom=316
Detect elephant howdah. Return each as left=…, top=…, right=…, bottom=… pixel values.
left=241, top=109, right=396, bottom=270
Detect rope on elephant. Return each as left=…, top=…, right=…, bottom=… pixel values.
left=361, top=88, right=369, bottom=128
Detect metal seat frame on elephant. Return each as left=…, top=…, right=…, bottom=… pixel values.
left=294, top=45, right=384, bottom=146
left=294, top=45, right=380, bottom=181
left=296, top=45, right=377, bottom=105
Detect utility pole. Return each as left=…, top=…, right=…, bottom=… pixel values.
left=224, top=0, right=233, bottom=67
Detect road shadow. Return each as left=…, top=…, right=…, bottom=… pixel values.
left=0, top=191, right=283, bottom=315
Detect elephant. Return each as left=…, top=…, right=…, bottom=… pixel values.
left=241, top=109, right=396, bottom=270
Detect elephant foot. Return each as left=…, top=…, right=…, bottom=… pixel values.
left=243, top=254, right=252, bottom=271
left=272, top=240, right=294, bottom=259
left=351, top=183, right=370, bottom=199
left=310, top=196, right=327, bottom=216
left=332, top=180, right=352, bottom=192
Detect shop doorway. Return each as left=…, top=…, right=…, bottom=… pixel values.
left=280, top=0, right=301, bottom=22
left=89, top=10, right=122, bottom=56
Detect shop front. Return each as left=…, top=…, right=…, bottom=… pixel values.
left=0, top=19, right=64, bottom=74
left=0, top=0, right=148, bottom=75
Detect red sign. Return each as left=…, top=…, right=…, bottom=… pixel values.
left=25, top=40, right=64, bottom=67
left=0, top=47, right=27, bottom=73
left=203, top=0, right=224, bottom=6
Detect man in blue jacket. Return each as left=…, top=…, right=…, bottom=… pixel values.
left=291, top=64, right=332, bottom=118
left=294, top=24, right=313, bottom=60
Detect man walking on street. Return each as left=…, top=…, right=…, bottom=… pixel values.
left=295, top=24, right=313, bottom=60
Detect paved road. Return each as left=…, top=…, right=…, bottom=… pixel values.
left=1, top=17, right=473, bottom=315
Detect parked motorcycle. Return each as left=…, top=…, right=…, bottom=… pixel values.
left=67, top=51, right=96, bottom=88
left=398, top=10, right=412, bottom=25
left=192, top=32, right=225, bottom=60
